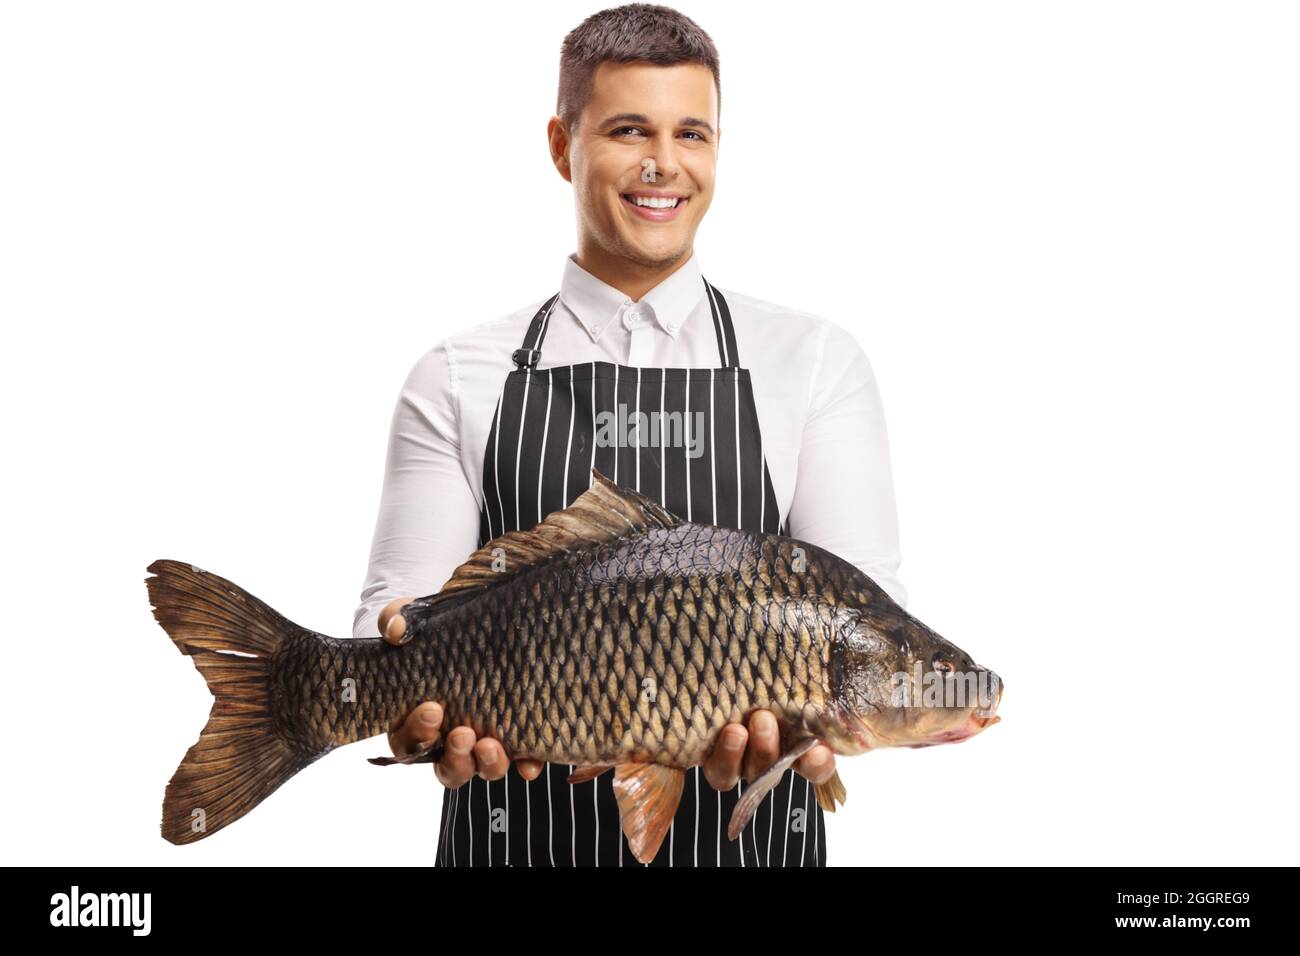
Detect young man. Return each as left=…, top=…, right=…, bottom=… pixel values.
left=354, top=3, right=907, bottom=867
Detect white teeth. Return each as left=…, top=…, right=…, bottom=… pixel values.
left=629, top=195, right=680, bottom=208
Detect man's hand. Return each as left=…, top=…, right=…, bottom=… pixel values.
left=702, top=709, right=836, bottom=791
left=380, top=596, right=543, bottom=787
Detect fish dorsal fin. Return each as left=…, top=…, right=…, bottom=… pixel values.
left=421, top=468, right=681, bottom=610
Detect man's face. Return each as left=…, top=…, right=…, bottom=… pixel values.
left=559, top=61, right=719, bottom=269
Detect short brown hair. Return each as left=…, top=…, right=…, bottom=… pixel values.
left=558, top=4, right=721, bottom=133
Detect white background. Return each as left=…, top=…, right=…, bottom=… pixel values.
left=2, top=0, right=1296, bottom=866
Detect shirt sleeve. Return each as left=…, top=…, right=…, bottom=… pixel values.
left=352, top=341, right=483, bottom=639
left=785, top=320, right=909, bottom=609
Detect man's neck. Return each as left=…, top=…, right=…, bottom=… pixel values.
left=574, top=243, right=692, bottom=303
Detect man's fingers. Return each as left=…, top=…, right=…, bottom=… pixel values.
left=515, top=758, right=544, bottom=781
left=793, top=744, right=837, bottom=785
left=388, top=701, right=443, bottom=757
left=435, top=726, right=478, bottom=788
left=429, top=728, right=533, bottom=787
left=743, top=709, right=781, bottom=782
left=473, top=738, right=509, bottom=782
left=379, top=596, right=414, bottom=646
left=702, top=723, right=748, bottom=791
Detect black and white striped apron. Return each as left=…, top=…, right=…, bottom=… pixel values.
left=435, top=278, right=826, bottom=866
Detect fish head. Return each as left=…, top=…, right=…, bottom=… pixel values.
left=826, top=606, right=1003, bottom=754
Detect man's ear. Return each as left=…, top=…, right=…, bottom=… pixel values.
left=547, top=116, right=573, bottom=183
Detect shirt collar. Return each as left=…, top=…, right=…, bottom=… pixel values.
left=559, top=250, right=705, bottom=342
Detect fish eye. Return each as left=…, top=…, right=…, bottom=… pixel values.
left=931, top=655, right=954, bottom=675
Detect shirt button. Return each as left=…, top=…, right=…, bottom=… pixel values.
left=628, top=313, right=641, bottom=323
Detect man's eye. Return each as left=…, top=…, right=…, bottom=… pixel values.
left=611, top=127, right=706, bottom=141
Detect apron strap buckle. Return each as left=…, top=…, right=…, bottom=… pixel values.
left=512, top=347, right=541, bottom=370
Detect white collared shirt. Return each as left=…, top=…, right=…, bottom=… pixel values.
left=353, top=250, right=908, bottom=638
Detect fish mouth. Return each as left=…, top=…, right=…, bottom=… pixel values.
left=977, top=679, right=1004, bottom=724
left=914, top=683, right=1004, bottom=747
left=963, top=679, right=1004, bottom=734
left=838, top=679, right=1003, bottom=750
left=945, top=712, right=1002, bottom=739
left=927, top=720, right=981, bottom=744
left=905, top=713, right=1000, bottom=748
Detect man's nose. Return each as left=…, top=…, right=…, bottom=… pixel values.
left=642, top=137, right=683, bottom=178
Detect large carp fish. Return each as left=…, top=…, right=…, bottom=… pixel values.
left=147, top=469, right=1002, bottom=862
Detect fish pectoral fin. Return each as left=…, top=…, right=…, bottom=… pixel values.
left=612, top=763, right=685, bottom=865
left=567, top=764, right=614, bottom=784
left=813, top=769, right=847, bottom=813
left=727, top=738, right=820, bottom=841
left=367, top=739, right=444, bottom=766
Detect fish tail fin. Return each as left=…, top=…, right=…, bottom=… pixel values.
left=146, top=559, right=326, bottom=845
left=814, top=769, right=848, bottom=813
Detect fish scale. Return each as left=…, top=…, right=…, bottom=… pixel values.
left=395, top=525, right=833, bottom=768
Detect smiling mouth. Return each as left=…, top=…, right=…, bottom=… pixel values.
left=621, top=192, right=686, bottom=209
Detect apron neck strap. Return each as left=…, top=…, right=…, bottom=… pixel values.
left=704, top=280, right=741, bottom=368
left=510, top=293, right=561, bottom=371
left=511, top=278, right=741, bottom=370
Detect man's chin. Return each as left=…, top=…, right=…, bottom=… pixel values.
left=612, top=235, right=692, bottom=269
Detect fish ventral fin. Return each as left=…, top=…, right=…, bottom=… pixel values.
left=612, top=763, right=686, bottom=865
left=418, top=467, right=682, bottom=611
left=567, top=765, right=614, bottom=785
